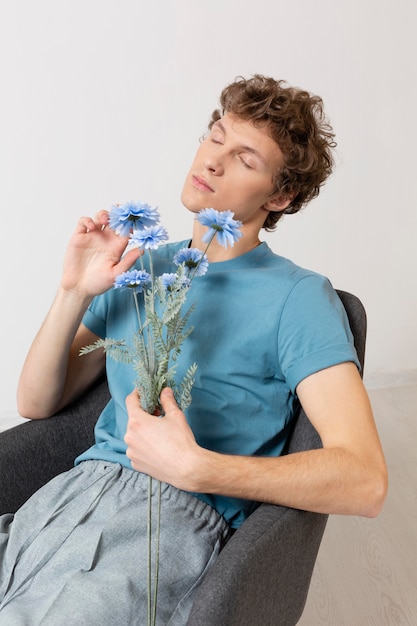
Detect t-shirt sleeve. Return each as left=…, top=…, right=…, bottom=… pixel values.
left=277, top=274, right=360, bottom=393
left=82, top=293, right=109, bottom=339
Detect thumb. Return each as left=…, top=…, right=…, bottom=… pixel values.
left=117, top=247, right=142, bottom=273
left=159, top=387, right=182, bottom=415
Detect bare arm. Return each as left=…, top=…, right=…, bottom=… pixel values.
left=17, top=211, right=141, bottom=419
left=17, top=291, right=103, bottom=419
left=125, top=362, right=388, bottom=518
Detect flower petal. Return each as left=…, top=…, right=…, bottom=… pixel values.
left=197, top=208, right=242, bottom=248
left=109, top=201, right=160, bottom=236
left=129, top=225, right=169, bottom=250
left=173, top=247, right=209, bottom=277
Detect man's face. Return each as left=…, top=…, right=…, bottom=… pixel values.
left=181, top=113, right=285, bottom=227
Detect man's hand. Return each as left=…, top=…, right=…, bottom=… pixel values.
left=62, top=210, right=142, bottom=298
left=124, top=387, right=205, bottom=490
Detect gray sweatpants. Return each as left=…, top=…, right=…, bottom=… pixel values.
left=0, top=460, right=231, bottom=625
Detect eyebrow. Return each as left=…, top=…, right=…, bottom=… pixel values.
left=213, top=120, right=268, bottom=165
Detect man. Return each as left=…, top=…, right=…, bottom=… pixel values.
left=2, top=75, right=387, bottom=624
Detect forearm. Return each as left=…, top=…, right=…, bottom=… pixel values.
left=125, top=375, right=388, bottom=520
left=191, top=445, right=387, bottom=518
left=17, top=211, right=142, bottom=419
left=17, top=286, right=94, bottom=418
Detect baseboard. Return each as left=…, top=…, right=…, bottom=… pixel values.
left=364, top=369, right=417, bottom=390
left=0, top=410, right=26, bottom=432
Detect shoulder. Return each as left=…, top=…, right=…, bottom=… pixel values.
left=258, top=243, right=325, bottom=277
left=257, top=243, right=337, bottom=300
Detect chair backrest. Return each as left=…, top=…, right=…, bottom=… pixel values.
left=336, top=289, right=367, bottom=372
left=186, top=289, right=368, bottom=626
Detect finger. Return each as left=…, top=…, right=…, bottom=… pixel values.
left=76, top=216, right=96, bottom=233
left=125, top=389, right=141, bottom=413
left=76, top=214, right=108, bottom=234
left=94, top=209, right=110, bottom=226
left=115, top=248, right=142, bottom=274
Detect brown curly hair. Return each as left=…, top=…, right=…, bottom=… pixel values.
left=209, top=75, right=336, bottom=230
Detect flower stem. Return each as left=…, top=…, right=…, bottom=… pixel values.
left=147, top=475, right=152, bottom=626
left=188, top=231, right=216, bottom=282
left=147, top=476, right=161, bottom=626
left=146, top=250, right=156, bottom=376
left=201, top=231, right=217, bottom=259
left=133, top=291, right=144, bottom=333
left=151, top=480, right=162, bottom=626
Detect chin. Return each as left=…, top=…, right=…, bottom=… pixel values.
left=181, top=191, right=207, bottom=214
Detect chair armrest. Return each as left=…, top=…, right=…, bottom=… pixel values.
left=187, top=406, right=327, bottom=626
left=187, top=501, right=327, bottom=626
left=0, top=378, right=110, bottom=515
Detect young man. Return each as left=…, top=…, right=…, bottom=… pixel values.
left=1, top=75, right=387, bottom=624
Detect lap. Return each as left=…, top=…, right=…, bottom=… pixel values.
left=0, top=461, right=231, bottom=626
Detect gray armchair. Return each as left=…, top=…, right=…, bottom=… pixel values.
left=0, top=290, right=366, bottom=626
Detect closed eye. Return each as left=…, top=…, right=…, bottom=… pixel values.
left=210, top=130, right=224, bottom=144
left=239, top=155, right=255, bottom=169
left=209, top=122, right=225, bottom=143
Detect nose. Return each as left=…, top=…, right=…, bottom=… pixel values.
left=203, top=149, right=224, bottom=176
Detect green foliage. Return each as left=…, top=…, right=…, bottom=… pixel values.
left=79, top=338, right=133, bottom=364
left=80, top=261, right=198, bottom=414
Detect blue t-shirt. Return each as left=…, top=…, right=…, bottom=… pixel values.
left=76, top=241, right=359, bottom=528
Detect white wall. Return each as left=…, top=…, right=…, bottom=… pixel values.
left=1, top=0, right=416, bottom=428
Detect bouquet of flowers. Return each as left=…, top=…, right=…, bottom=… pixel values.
left=81, top=201, right=242, bottom=412
left=80, top=200, right=242, bottom=624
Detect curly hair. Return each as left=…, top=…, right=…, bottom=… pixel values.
left=209, top=75, right=336, bottom=230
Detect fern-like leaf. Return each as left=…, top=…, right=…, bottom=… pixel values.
left=79, top=338, right=133, bottom=364
left=177, top=363, right=197, bottom=411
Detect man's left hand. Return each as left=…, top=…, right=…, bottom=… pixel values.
left=124, top=387, right=203, bottom=490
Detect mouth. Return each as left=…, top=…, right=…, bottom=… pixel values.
left=192, top=175, right=214, bottom=193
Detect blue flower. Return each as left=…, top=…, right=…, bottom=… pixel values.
left=109, top=201, right=160, bottom=236
left=114, top=269, right=152, bottom=293
left=129, top=224, right=169, bottom=250
left=197, top=208, right=242, bottom=248
left=173, top=248, right=209, bottom=277
left=160, top=272, right=191, bottom=291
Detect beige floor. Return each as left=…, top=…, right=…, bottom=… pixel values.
left=298, top=383, right=417, bottom=625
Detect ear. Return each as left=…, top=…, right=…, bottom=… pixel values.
left=264, top=193, right=293, bottom=213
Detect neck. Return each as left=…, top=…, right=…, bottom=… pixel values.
left=191, top=220, right=262, bottom=262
